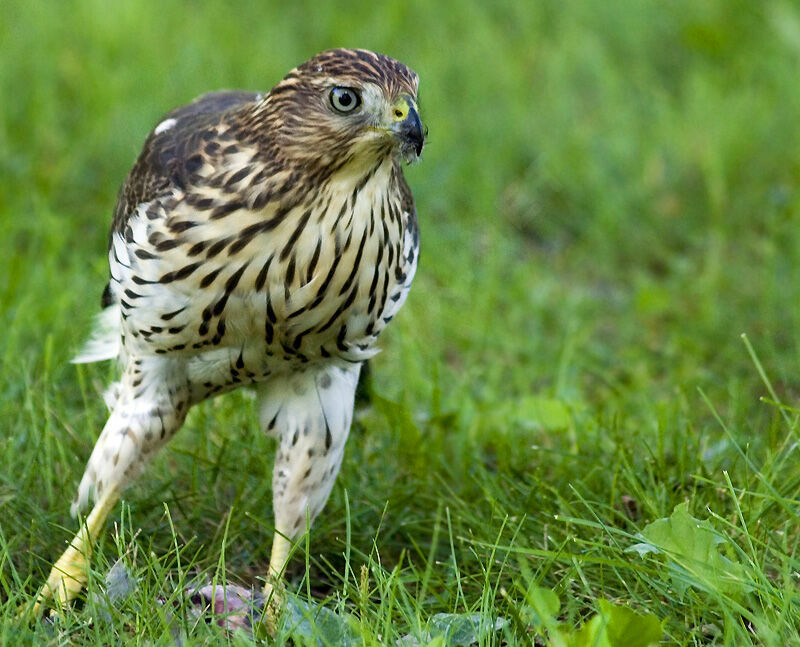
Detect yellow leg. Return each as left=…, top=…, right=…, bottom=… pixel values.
left=253, top=531, right=291, bottom=635
left=31, top=486, right=120, bottom=617
left=262, top=531, right=291, bottom=599
left=254, top=532, right=292, bottom=636
left=267, top=531, right=291, bottom=582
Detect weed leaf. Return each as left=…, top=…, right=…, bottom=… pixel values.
left=282, top=595, right=362, bottom=646
left=628, top=502, right=750, bottom=598
left=398, top=613, right=509, bottom=646
left=559, top=599, right=662, bottom=647
left=526, top=584, right=561, bottom=626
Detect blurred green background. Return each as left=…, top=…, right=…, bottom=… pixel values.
left=2, top=0, right=800, bottom=643
left=3, top=0, right=800, bottom=402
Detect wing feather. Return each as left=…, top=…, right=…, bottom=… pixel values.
left=102, top=91, right=261, bottom=305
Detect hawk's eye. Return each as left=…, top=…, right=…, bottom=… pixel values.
left=329, top=87, right=361, bottom=113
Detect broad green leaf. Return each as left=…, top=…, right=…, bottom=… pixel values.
left=525, top=584, right=561, bottom=626
left=476, top=395, right=574, bottom=439
left=566, top=600, right=662, bottom=647
left=428, top=613, right=509, bottom=645
left=398, top=613, right=509, bottom=646
left=628, top=502, right=750, bottom=598
left=281, top=595, right=362, bottom=646
left=515, top=396, right=572, bottom=432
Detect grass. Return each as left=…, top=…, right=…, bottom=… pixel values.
left=2, top=0, right=800, bottom=643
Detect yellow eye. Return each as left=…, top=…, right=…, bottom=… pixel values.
left=329, top=87, right=361, bottom=113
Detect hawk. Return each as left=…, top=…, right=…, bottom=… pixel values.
left=34, top=48, right=424, bottom=619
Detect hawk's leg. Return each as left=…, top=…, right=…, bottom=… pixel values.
left=32, top=357, right=189, bottom=616
left=257, top=364, right=360, bottom=604
left=31, top=485, right=121, bottom=617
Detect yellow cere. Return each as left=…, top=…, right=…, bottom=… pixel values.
left=392, top=96, right=414, bottom=122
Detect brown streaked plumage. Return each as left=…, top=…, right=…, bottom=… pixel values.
left=32, top=48, right=425, bottom=623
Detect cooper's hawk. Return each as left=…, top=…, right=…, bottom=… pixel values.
left=33, top=48, right=424, bottom=620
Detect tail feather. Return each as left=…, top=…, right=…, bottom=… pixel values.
left=72, top=305, right=121, bottom=364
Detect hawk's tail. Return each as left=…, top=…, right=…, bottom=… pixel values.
left=72, top=305, right=121, bottom=364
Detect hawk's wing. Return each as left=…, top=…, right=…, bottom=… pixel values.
left=102, top=91, right=261, bottom=307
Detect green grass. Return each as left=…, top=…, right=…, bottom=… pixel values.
left=2, top=0, right=800, bottom=644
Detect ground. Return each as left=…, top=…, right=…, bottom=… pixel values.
left=1, top=0, right=800, bottom=644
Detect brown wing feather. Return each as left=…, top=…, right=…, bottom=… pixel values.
left=101, top=91, right=261, bottom=307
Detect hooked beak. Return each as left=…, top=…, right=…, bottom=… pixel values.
left=390, top=96, right=425, bottom=161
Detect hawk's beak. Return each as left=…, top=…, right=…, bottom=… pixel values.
left=391, top=96, right=425, bottom=160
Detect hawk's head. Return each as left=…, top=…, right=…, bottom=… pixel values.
left=264, top=49, right=425, bottom=170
